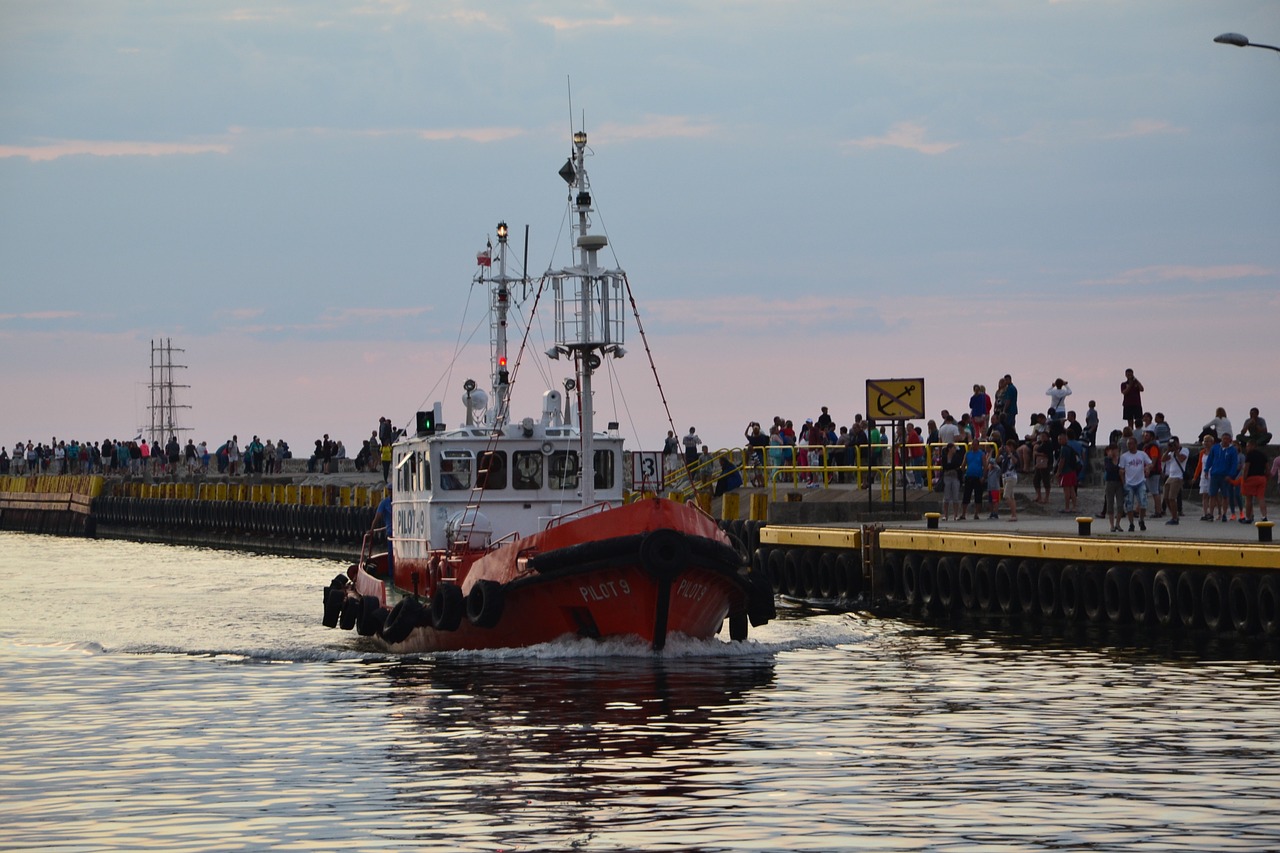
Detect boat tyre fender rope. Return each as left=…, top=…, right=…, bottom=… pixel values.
left=466, top=580, right=505, bottom=629
left=381, top=597, right=424, bottom=644
left=431, top=583, right=464, bottom=631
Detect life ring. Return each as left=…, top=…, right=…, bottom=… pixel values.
left=934, top=555, right=957, bottom=612
left=1081, top=565, right=1105, bottom=623
left=1103, top=566, right=1129, bottom=623
left=1038, top=563, right=1060, bottom=617
left=1059, top=564, right=1082, bottom=620
left=994, top=559, right=1017, bottom=615
left=1151, top=569, right=1177, bottom=627
left=1257, top=575, right=1279, bottom=637
left=356, top=595, right=384, bottom=636
left=1016, top=560, right=1039, bottom=616
left=901, top=553, right=921, bottom=606
left=381, top=597, right=424, bottom=644
left=1228, top=573, right=1259, bottom=635
left=639, top=529, right=689, bottom=583
left=431, top=583, right=464, bottom=631
left=1128, top=567, right=1154, bottom=624
left=466, top=579, right=505, bottom=629
left=1200, top=570, right=1228, bottom=632
left=1176, top=570, right=1203, bottom=629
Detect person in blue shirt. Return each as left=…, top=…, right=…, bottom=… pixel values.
left=1206, top=434, right=1239, bottom=523
left=372, top=487, right=394, bottom=575
left=959, top=437, right=988, bottom=521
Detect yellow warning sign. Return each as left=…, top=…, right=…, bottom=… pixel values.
left=865, top=378, right=926, bottom=420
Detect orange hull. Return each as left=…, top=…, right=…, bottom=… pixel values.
left=326, top=498, right=774, bottom=651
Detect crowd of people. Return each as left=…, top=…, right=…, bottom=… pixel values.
left=1, top=416, right=406, bottom=480
left=721, top=372, right=1276, bottom=527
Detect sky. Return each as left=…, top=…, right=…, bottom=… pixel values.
left=2, top=1, right=1278, bottom=455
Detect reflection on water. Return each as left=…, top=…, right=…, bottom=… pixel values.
left=2, top=532, right=1280, bottom=851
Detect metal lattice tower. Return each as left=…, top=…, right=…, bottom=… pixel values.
left=145, top=338, right=192, bottom=445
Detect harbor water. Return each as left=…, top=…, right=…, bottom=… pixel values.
left=3, top=530, right=1279, bottom=851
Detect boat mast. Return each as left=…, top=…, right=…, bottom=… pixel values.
left=491, top=222, right=512, bottom=428
left=550, top=130, right=626, bottom=506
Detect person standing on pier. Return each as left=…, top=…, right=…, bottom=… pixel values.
left=1046, top=378, right=1072, bottom=423
left=1120, top=369, right=1144, bottom=431
left=1236, top=438, right=1268, bottom=524
left=959, top=437, right=987, bottom=521
left=1161, top=437, right=1189, bottom=525
left=1119, top=436, right=1151, bottom=532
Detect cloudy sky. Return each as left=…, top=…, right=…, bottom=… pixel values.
left=2, top=1, right=1277, bottom=454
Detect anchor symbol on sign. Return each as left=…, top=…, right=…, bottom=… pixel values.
left=877, top=384, right=916, bottom=416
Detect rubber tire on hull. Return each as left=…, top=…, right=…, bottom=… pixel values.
left=1059, top=564, right=1082, bottom=621
left=935, top=556, right=958, bottom=613
left=1075, top=565, right=1100, bottom=622
left=431, top=583, right=464, bottom=632
left=466, top=580, right=505, bottom=629
left=1038, top=563, right=1060, bottom=618
left=1016, top=560, right=1039, bottom=617
left=1103, top=566, right=1129, bottom=624
left=994, top=559, right=1017, bottom=615
left=958, top=556, right=978, bottom=612
left=1152, top=569, right=1178, bottom=627
left=917, top=556, right=938, bottom=612
left=837, top=552, right=861, bottom=600
left=901, top=554, right=921, bottom=607
left=1228, top=573, right=1259, bottom=635
left=1259, top=575, right=1280, bottom=637
left=321, top=586, right=343, bottom=628
left=1128, top=567, right=1154, bottom=625
left=767, top=549, right=786, bottom=594
left=748, top=564, right=776, bottom=627
left=338, top=595, right=360, bottom=631
left=1201, top=571, right=1229, bottom=632
left=1176, top=571, right=1204, bottom=629
left=729, top=612, right=749, bottom=641
left=381, top=597, right=424, bottom=644
left=356, top=595, right=384, bottom=636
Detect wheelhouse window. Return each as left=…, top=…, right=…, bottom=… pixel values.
left=477, top=450, right=507, bottom=490
left=594, top=449, right=615, bottom=489
left=548, top=450, right=580, bottom=490
left=513, top=450, right=543, bottom=490
left=439, top=452, right=472, bottom=491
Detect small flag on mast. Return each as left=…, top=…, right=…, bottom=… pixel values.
left=476, top=248, right=491, bottom=267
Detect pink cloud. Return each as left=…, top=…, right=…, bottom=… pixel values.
left=843, top=121, right=958, bottom=155
left=0, top=140, right=231, bottom=163
left=1081, top=264, right=1271, bottom=287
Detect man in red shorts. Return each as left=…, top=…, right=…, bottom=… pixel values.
left=1237, top=438, right=1269, bottom=523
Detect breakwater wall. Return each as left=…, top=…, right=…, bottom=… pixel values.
left=0, top=475, right=380, bottom=561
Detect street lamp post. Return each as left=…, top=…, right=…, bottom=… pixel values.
left=1214, top=32, right=1280, bottom=54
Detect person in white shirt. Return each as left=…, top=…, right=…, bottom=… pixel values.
left=1160, top=437, right=1189, bottom=525
left=1045, top=378, right=1072, bottom=422
left=1118, top=437, right=1151, bottom=532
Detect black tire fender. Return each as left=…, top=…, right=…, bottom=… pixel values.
left=466, top=579, right=505, bottom=629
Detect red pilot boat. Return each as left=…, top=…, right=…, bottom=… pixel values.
left=323, top=129, right=774, bottom=652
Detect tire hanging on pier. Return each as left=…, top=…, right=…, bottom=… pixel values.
left=994, top=559, right=1017, bottom=616
left=1151, top=569, right=1178, bottom=627
left=1201, top=570, right=1228, bottom=632
left=1016, top=560, right=1039, bottom=617
left=1228, top=573, right=1259, bottom=635
left=1176, top=570, right=1203, bottom=629
left=1059, top=564, right=1082, bottom=621
left=1128, top=567, right=1154, bottom=625
left=935, top=555, right=958, bottom=614
left=1257, top=575, right=1279, bottom=637
left=1103, top=566, right=1129, bottom=624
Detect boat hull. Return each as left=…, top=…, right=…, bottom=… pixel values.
left=329, top=498, right=770, bottom=651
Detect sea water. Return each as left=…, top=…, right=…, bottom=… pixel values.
left=2, top=530, right=1279, bottom=851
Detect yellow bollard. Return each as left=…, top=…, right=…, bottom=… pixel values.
left=748, top=492, right=769, bottom=521
left=721, top=491, right=740, bottom=521
left=693, top=492, right=712, bottom=513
